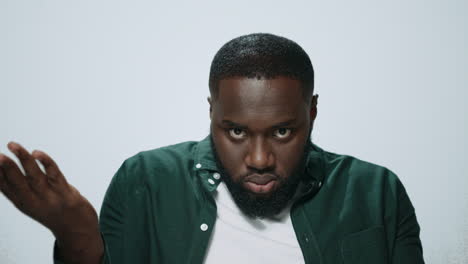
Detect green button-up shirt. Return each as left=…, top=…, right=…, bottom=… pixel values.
left=54, top=136, right=424, bottom=263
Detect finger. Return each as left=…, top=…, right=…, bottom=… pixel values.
left=8, top=142, right=48, bottom=190
left=32, top=150, right=67, bottom=186
left=0, top=153, right=31, bottom=200
left=0, top=164, right=5, bottom=189
left=0, top=164, right=20, bottom=206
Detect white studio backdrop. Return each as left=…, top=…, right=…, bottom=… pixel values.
left=0, top=0, right=467, bottom=263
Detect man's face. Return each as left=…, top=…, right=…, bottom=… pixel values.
left=210, top=76, right=317, bottom=217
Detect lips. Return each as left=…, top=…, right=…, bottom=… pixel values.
left=243, top=174, right=278, bottom=194
left=245, top=174, right=277, bottom=185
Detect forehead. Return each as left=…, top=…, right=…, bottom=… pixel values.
left=213, top=77, right=308, bottom=124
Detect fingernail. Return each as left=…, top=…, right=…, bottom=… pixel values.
left=31, top=150, right=40, bottom=158
left=7, top=143, right=19, bottom=155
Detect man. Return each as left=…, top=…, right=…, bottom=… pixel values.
left=0, top=33, right=424, bottom=263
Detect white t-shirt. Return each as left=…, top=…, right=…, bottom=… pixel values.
left=203, top=181, right=305, bottom=264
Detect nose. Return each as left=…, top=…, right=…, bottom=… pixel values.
left=245, top=137, right=275, bottom=171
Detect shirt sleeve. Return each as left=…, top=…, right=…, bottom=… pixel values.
left=391, top=178, right=425, bottom=264
left=52, top=162, right=128, bottom=264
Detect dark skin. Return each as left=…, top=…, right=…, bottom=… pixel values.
left=0, top=145, right=103, bottom=263
left=0, top=76, right=317, bottom=262
left=210, top=76, right=318, bottom=197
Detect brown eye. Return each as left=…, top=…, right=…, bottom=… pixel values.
left=273, top=128, right=292, bottom=139
left=229, top=128, right=247, bottom=139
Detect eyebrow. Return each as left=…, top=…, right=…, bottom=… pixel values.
left=221, top=120, right=248, bottom=129
left=221, top=119, right=297, bottom=129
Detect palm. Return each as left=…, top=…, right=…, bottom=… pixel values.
left=0, top=142, right=99, bottom=244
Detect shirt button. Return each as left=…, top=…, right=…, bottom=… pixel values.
left=200, top=223, right=209, bottom=231
left=213, top=172, right=221, bottom=180
left=208, top=179, right=215, bottom=185
left=318, top=181, right=322, bottom=187
left=195, top=163, right=202, bottom=169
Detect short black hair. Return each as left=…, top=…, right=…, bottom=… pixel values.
left=209, top=33, right=314, bottom=100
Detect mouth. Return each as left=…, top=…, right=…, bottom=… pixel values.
left=243, top=174, right=279, bottom=194
left=244, top=180, right=278, bottom=194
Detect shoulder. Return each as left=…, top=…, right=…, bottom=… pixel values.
left=126, top=141, right=198, bottom=170
left=319, top=148, right=404, bottom=199
left=112, top=140, right=198, bottom=189
left=314, top=147, right=415, bottom=221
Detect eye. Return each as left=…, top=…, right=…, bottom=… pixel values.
left=229, top=128, right=247, bottom=139
left=273, top=128, right=292, bottom=139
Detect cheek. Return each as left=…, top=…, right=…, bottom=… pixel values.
left=272, top=133, right=309, bottom=176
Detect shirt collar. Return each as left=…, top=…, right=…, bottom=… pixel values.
left=194, top=135, right=219, bottom=172
left=194, top=135, right=326, bottom=193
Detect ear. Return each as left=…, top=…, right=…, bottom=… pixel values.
left=207, top=96, right=213, bottom=120
left=310, top=94, right=318, bottom=121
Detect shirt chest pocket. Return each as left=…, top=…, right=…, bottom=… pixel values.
left=341, top=226, right=388, bottom=264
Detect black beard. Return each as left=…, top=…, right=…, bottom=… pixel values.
left=210, top=135, right=312, bottom=219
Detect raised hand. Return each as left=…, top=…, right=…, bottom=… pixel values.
left=0, top=142, right=103, bottom=264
